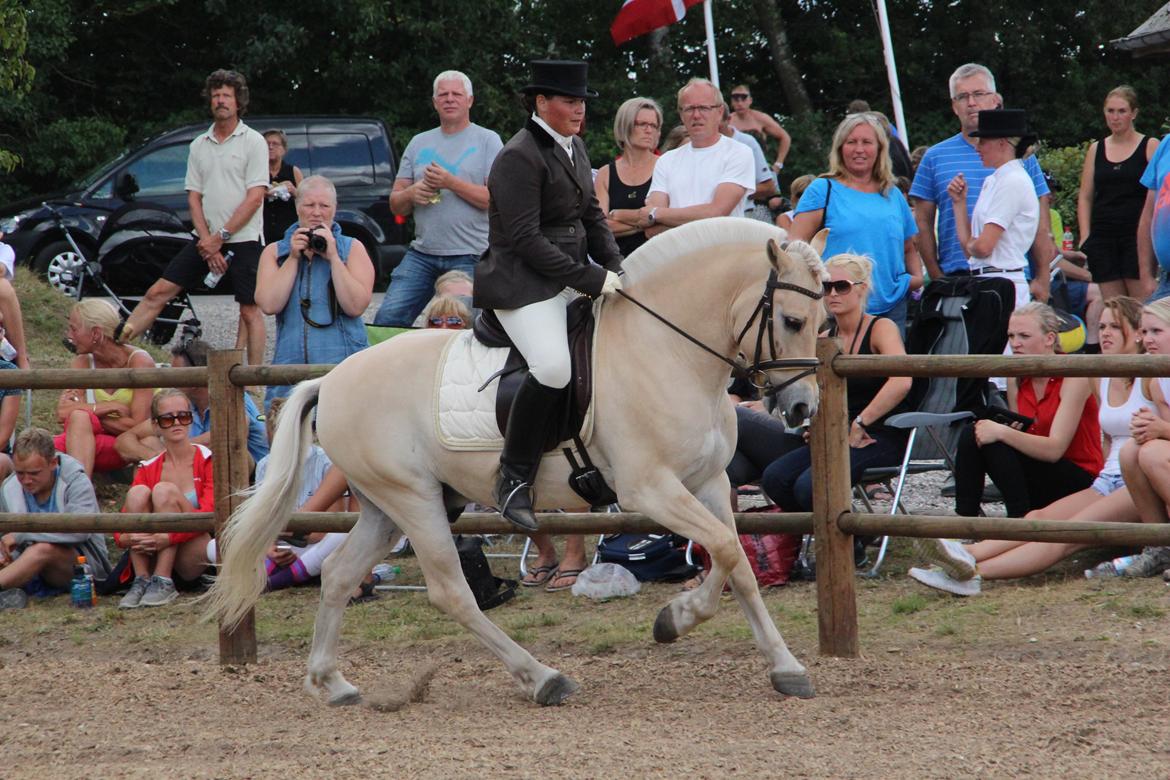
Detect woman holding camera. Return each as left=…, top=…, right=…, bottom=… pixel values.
left=256, top=175, right=374, bottom=408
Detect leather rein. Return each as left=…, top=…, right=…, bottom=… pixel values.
left=616, top=269, right=823, bottom=395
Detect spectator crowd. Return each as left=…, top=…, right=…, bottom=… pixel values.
left=3, top=58, right=1170, bottom=613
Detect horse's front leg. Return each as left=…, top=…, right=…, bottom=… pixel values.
left=305, top=489, right=398, bottom=706
left=692, top=475, right=814, bottom=698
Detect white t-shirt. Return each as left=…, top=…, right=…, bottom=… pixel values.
left=0, top=241, right=14, bottom=279
left=184, top=121, right=269, bottom=243
left=970, top=159, right=1039, bottom=272
left=649, top=135, right=755, bottom=218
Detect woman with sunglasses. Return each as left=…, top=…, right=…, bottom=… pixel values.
left=421, top=294, right=472, bottom=330
left=255, top=175, right=374, bottom=408
left=115, top=389, right=214, bottom=609
left=760, top=254, right=912, bottom=517
left=56, top=299, right=156, bottom=477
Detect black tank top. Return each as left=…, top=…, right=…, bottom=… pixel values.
left=831, top=316, right=907, bottom=431
left=1091, top=136, right=1150, bottom=236
left=608, top=160, right=653, bottom=257
left=264, top=160, right=298, bottom=243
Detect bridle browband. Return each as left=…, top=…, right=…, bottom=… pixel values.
left=615, top=268, right=823, bottom=395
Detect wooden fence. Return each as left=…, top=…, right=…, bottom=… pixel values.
left=3, top=346, right=1170, bottom=663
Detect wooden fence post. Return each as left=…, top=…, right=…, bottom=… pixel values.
left=208, top=349, right=257, bottom=665
left=809, top=338, right=859, bottom=657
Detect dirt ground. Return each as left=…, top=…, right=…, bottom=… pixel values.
left=2, top=548, right=1169, bottom=779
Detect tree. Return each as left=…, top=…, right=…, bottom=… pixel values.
left=0, top=0, right=35, bottom=173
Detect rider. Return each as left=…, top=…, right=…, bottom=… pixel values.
left=473, top=60, right=625, bottom=532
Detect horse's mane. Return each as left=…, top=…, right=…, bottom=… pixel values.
left=621, top=217, right=824, bottom=284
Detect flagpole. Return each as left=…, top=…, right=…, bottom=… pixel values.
left=703, top=0, right=720, bottom=89
left=874, top=0, right=908, bottom=147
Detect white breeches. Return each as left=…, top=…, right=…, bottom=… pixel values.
left=495, top=288, right=579, bottom=389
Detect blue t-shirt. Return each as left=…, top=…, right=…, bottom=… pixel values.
left=1140, top=134, right=1170, bottom=273
left=24, top=472, right=59, bottom=513
left=188, top=395, right=269, bottom=464
left=909, top=133, right=1050, bottom=274
left=795, top=177, right=918, bottom=315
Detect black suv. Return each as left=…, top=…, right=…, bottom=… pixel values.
left=0, top=116, right=407, bottom=288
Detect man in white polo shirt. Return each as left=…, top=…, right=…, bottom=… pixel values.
left=117, top=69, right=268, bottom=364
left=611, top=78, right=754, bottom=237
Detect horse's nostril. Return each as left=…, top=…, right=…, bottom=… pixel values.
left=785, top=402, right=810, bottom=427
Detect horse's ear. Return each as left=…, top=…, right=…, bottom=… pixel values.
left=810, top=228, right=829, bottom=258
left=766, top=238, right=787, bottom=271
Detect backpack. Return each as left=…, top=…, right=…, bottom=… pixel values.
left=595, top=533, right=699, bottom=582
left=455, top=535, right=517, bottom=610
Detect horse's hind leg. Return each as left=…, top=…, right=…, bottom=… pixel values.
left=305, top=488, right=399, bottom=706
left=400, top=496, right=578, bottom=705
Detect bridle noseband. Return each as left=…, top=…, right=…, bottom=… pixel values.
left=616, top=268, right=823, bottom=395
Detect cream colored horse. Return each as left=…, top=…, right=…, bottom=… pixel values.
left=205, top=218, right=828, bottom=706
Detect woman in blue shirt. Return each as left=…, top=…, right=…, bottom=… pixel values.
left=788, top=112, right=923, bottom=332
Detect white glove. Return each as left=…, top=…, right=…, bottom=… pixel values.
left=601, top=270, right=623, bottom=296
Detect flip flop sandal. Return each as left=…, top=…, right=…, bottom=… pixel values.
left=521, top=562, right=559, bottom=588
left=545, top=568, right=584, bottom=593
left=347, top=580, right=380, bottom=606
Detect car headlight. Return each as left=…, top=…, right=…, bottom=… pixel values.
left=0, top=208, right=38, bottom=234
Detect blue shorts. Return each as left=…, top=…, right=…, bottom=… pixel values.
left=1091, top=472, right=1125, bottom=496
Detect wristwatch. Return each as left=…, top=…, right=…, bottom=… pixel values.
left=647, top=207, right=658, bottom=226
left=218, top=227, right=233, bottom=242
left=853, top=416, right=868, bottom=430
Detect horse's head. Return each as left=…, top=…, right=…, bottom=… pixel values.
left=741, top=231, right=828, bottom=427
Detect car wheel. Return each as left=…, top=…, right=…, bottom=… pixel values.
left=34, top=240, right=88, bottom=298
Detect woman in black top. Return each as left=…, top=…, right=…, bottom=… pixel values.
left=598, top=97, right=662, bottom=257
left=760, top=253, right=911, bottom=511
left=1077, top=86, right=1159, bottom=300
left=262, top=129, right=304, bottom=243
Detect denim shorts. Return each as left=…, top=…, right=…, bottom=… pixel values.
left=1091, top=472, right=1126, bottom=496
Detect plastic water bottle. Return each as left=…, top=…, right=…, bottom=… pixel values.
left=70, top=555, right=95, bottom=608
left=1084, top=554, right=1140, bottom=579
left=203, top=249, right=234, bottom=288
left=371, top=563, right=400, bottom=587
left=1062, top=229, right=1075, bottom=254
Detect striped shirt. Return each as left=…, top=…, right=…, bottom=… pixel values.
left=909, top=133, right=1049, bottom=274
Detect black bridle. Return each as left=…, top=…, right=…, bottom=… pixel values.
left=616, top=268, right=823, bottom=395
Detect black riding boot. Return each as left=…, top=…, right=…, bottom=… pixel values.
left=496, top=374, right=564, bottom=532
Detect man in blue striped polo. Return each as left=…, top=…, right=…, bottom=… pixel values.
left=910, top=63, right=1059, bottom=302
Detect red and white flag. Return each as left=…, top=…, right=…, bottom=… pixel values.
left=610, top=0, right=704, bottom=47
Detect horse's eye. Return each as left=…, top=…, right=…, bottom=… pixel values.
left=783, top=316, right=804, bottom=333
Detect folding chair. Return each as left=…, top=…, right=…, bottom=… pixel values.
left=855, top=276, right=1015, bottom=576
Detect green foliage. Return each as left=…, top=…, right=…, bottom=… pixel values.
left=0, top=0, right=35, bottom=173
left=1037, top=144, right=1089, bottom=237
left=24, top=117, right=126, bottom=183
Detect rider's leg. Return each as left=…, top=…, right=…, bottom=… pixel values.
left=493, top=291, right=573, bottom=532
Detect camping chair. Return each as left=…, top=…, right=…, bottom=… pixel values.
left=854, top=276, right=1015, bottom=576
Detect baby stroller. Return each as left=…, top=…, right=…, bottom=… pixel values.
left=46, top=202, right=202, bottom=346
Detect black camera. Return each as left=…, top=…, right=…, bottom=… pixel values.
left=308, top=230, right=328, bottom=253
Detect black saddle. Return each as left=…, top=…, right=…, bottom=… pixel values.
left=473, top=296, right=597, bottom=454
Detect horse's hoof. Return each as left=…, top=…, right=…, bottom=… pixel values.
left=770, top=670, right=816, bottom=699
left=533, top=673, right=579, bottom=706
left=653, top=606, right=680, bottom=644
left=328, top=690, right=363, bottom=707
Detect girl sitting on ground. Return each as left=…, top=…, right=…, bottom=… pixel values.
left=912, top=297, right=1146, bottom=595
left=116, top=389, right=213, bottom=609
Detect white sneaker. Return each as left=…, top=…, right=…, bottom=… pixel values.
left=908, top=566, right=982, bottom=597
left=913, top=538, right=977, bottom=581
left=140, top=575, right=178, bottom=607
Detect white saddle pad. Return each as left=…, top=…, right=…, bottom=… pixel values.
left=434, top=300, right=601, bottom=451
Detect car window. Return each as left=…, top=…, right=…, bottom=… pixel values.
left=122, top=143, right=190, bottom=198
left=308, top=133, right=375, bottom=184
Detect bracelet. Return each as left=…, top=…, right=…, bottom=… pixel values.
left=853, top=416, right=867, bottom=430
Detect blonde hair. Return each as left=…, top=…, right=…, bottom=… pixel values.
left=613, top=97, right=663, bottom=150
left=151, top=388, right=192, bottom=419
left=827, top=113, right=895, bottom=194
left=789, top=174, right=816, bottom=206
left=1105, top=85, right=1138, bottom=111
left=434, top=269, right=472, bottom=294
left=824, top=253, right=873, bottom=304
left=1143, top=297, right=1170, bottom=326
left=1012, top=301, right=1062, bottom=351
left=421, top=294, right=471, bottom=327
left=72, top=299, right=120, bottom=338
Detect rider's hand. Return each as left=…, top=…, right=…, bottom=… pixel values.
left=601, top=271, right=623, bottom=296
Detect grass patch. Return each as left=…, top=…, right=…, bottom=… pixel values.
left=1128, top=603, right=1166, bottom=620
left=892, top=593, right=929, bottom=615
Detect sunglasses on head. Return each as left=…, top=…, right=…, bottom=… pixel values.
left=429, top=316, right=465, bottom=327
left=155, top=411, right=193, bottom=428
left=823, top=279, right=862, bottom=295
left=730, top=93, right=750, bottom=100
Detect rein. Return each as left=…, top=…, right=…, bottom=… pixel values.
left=615, top=269, right=823, bottom=394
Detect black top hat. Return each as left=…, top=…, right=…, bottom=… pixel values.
left=968, top=108, right=1035, bottom=140
left=522, top=60, right=598, bottom=99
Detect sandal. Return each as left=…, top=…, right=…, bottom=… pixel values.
left=348, top=580, right=380, bottom=606
left=544, top=568, right=583, bottom=593
left=521, top=562, right=559, bottom=588
left=865, top=484, right=893, bottom=502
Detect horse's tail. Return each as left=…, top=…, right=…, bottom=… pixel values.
left=201, top=377, right=323, bottom=630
